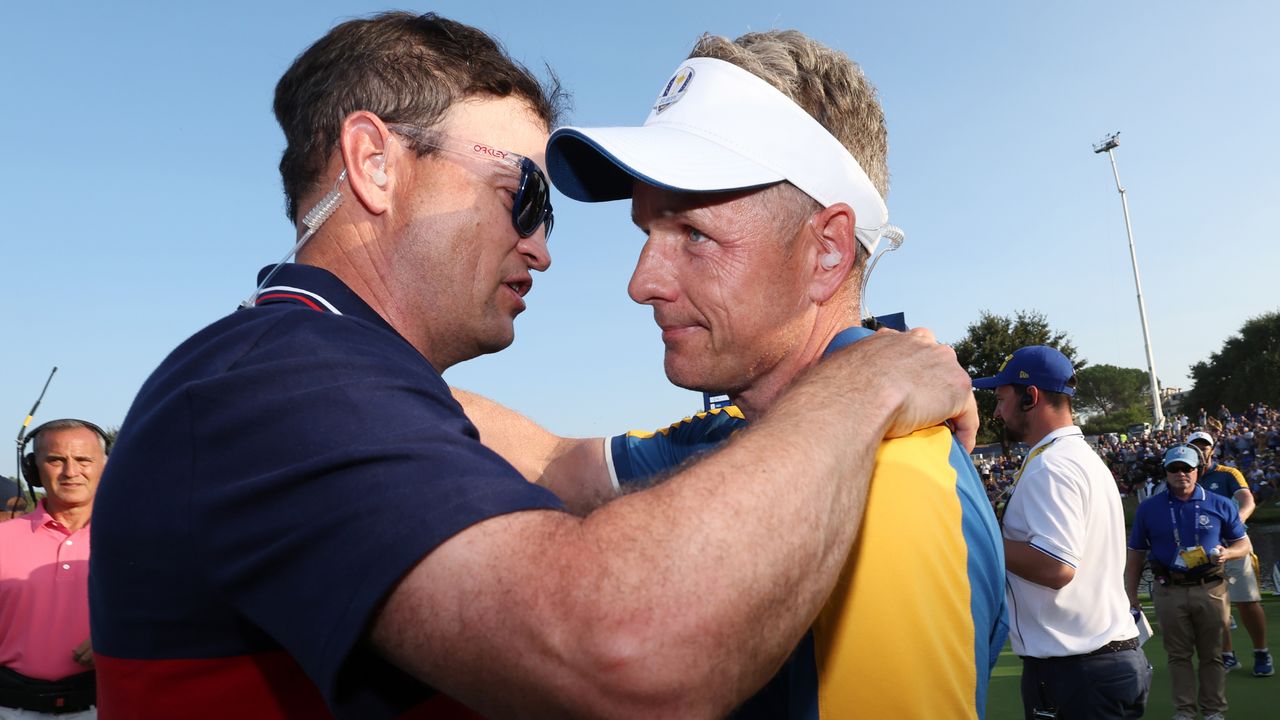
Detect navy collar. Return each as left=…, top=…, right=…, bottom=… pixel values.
left=251, top=264, right=393, bottom=331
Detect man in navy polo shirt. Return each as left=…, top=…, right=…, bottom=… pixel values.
left=1126, top=445, right=1252, bottom=720
left=88, top=11, right=978, bottom=720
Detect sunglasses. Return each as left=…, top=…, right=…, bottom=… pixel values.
left=386, top=123, right=554, bottom=239
left=1165, top=463, right=1195, bottom=474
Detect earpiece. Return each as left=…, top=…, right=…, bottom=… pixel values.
left=1020, top=391, right=1035, bottom=411
left=370, top=156, right=387, bottom=186
left=820, top=250, right=842, bottom=270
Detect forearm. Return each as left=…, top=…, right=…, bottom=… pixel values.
left=1236, top=491, right=1256, bottom=523
left=1123, top=550, right=1147, bottom=605
left=381, top=362, right=890, bottom=717
left=552, top=360, right=890, bottom=713
left=1004, top=538, right=1076, bottom=589
left=451, top=388, right=562, bottom=480
left=1223, top=536, right=1253, bottom=562
left=378, top=331, right=969, bottom=716
left=452, top=387, right=614, bottom=515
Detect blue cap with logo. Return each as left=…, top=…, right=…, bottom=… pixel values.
left=1163, top=445, right=1202, bottom=468
left=971, top=345, right=1077, bottom=395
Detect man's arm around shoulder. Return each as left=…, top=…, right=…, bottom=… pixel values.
left=377, top=329, right=976, bottom=718
left=452, top=388, right=614, bottom=515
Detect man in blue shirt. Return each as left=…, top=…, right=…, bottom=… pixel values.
left=1126, top=445, right=1252, bottom=720
left=1188, top=430, right=1273, bottom=676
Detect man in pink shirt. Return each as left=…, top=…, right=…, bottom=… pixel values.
left=0, top=420, right=108, bottom=719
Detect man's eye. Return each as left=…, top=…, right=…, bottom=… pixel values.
left=688, top=228, right=707, bottom=243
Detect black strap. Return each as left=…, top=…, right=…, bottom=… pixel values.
left=0, top=667, right=95, bottom=714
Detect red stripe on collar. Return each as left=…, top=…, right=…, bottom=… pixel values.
left=255, top=292, right=325, bottom=312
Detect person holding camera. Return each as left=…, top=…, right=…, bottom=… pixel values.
left=1125, top=444, right=1252, bottom=720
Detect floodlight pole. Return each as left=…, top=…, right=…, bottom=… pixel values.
left=1093, top=132, right=1165, bottom=430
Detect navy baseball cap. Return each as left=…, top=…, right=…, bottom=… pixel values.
left=971, top=345, right=1077, bottom=396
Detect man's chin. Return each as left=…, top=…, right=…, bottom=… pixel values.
left=663, top=357, right=722, bottom=396
left=1001, top=424, right=1024, bottom=445
left=460, top=326, right=516, bottom=362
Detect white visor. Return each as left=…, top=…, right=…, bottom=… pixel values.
left=547, top=56, right=889, bottom=253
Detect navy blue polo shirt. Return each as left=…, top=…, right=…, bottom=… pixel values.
left=90, top=263, right=563, bottom=719
left=1128, top=485, right=1246, bottom=572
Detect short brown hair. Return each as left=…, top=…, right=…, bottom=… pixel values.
left=274, top=11, right=567, bottom=221
left=688, top=31, right=889, bottom=199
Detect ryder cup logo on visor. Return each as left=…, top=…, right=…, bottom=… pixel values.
left=653, top=66, right=695, bottom=114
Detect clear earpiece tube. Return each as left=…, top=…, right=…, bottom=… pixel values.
left=860, top=224, right=905, bottom=322
left=240, top=169, right=348, bottom=309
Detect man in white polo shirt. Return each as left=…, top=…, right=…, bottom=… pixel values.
left=974, top=345, right=1150, bottom=719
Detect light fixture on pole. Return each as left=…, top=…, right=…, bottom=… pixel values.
left=1093, top=132, right=1165, bottom=429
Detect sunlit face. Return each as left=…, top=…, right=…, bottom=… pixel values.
left=34, top=427, right=106, bottom=515
left=386, top=96, right=551, bottom=370
left=993, top=385, right=1029, bottom=444
left=627, top=183, right=815, bottom=397
left=1164, top=462, right=1198, bottom=498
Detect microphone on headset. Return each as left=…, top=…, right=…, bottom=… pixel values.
left=12, top=366, right=57, bottom=516
left=860, top=224, right=905, bottom=323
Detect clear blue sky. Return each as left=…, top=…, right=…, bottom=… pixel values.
left=3, top=1, right=1277, bottom=449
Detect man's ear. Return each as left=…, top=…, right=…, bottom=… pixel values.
left=807, top=201, right=858, bottom=303
left=339, top=111, right=393, bottom=215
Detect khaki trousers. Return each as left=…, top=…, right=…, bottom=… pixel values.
left=1152, top=578, right=1230, bottom=716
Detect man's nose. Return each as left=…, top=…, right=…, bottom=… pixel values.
left=518, top=228, right=551, bottom=272
left=627, top=236, right=678, bottom=306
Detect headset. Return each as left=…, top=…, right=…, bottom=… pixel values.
left=1164, top=442, right=1207, bottom=482
left=1020, top=389, right=1036, bottom=411
left=20, top=419, right=111, bottom=489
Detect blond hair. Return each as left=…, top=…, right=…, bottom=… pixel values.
left=689, top=31, right=889, bottom=199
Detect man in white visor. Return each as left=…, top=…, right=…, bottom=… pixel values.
left=459, top=30, right=1006, bottom=719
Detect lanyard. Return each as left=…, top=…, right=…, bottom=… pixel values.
left=996, top=433, right=1071, bottom=524
left=1168, top=491, right=1202, bottom=548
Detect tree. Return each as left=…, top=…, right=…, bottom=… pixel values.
left=1074, top=364, right=1150, bottom=420
left=1080, top=405, right=1152, bottom=436
left=953, top=310, right=1082, bottom=445
left=1183, top=310, right=1280, bottom=412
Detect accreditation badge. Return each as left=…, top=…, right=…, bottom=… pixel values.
left=1178, top=546, right=1210, bottom=569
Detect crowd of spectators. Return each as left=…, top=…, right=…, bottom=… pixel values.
left=977, top=402, right=1280, bottom=510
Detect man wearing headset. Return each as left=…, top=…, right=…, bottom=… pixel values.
left=89, top=12, right=977, bottom=720
left=1125, top=444, right=1251, bottom=720
left=0, top=419, right=108, bottom=719
left=973, top=345, right=1150, bottom=719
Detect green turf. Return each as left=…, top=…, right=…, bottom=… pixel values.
left=986, top=594, right=1280, bottom=719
